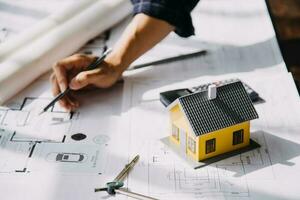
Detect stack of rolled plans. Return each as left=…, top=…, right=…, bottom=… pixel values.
left=0, top=0, right=131, bottom=104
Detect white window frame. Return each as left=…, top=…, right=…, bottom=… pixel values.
left=187, top=136, right=196, bottom=153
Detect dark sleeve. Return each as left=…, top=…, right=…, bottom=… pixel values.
left=130, top=0, right=200, bottom=37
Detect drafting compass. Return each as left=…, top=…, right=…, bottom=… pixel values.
left=95, top=155, right=158, bottom=200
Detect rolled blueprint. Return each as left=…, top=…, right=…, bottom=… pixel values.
left=0, top=0, right=132, bottom=105
left=0, top=0, right=96, bottom=61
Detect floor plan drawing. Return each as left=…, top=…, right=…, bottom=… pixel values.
left=0, top=96, right=107, bottom=174
left=1, top=0, right=300, bottom=199
left=145, top=131, right=274, bottom=199
left=129, top=132, right=275, bottom=199
left=1, top=97, right=76, bottom=141
left=120, top=76, right=297, bottom=200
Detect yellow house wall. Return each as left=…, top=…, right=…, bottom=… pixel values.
left=169, top=104, right=182, bottom=122
left=169, top=104, right=182, bottom=146
left=169, top=104, right=251, bottom=162
left=198, top=121, right=250, bottom=161
left=169, top=104, right=198, bottom=158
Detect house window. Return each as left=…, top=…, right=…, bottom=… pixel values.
left=187, top=136, right=196, bottom=153
left=172, top=124, right=179, bottom=141
left=206, top=138, right=216, bottom=154
left=233, top=129, right=244, bottom=145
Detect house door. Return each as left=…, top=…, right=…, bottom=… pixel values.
left=179, top=129, right=186, bottom=153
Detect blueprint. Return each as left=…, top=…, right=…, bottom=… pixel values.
left=0, top=0, right=107, bottom=177
left=0, top=76, right=127, bottom=199
left=120, top=68, right=300, bottom=199
left=0, top=88, right=108, bottom=175
left=1, top=0, right=300, bottom=200
left=1, top=61, right=299, bottom=200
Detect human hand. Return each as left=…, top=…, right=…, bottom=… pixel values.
left=50, top=53, right=123, bottom=111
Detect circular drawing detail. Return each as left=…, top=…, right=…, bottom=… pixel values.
left=71, top=133, right=87, bottom=141
left=93, top=135, right=110, bottom=145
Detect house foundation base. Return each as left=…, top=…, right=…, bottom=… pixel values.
left=160, top=137, right=260, bottom=169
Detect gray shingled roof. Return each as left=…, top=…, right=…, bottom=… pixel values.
left=178, top=81, right=258, bottom=136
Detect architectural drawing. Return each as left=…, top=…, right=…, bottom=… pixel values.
left=1, top=0, right=300, bottom=199
left=122, top=79, right=284, bottom=200
left=146, top=131, right=274, bottom=199
left=0, top=97, right=107, bottom=174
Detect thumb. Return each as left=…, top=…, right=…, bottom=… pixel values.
left=69, top=72, right=90, bottom=90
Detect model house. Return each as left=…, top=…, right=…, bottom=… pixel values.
left=167, top=81, right=259, bottom=162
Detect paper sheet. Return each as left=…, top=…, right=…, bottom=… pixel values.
left=0, top=77, right=128, bottom=199
left=121, top=69, right=300, bottom=200
left=0, top=0, right=132, bottom=105
left=0, top=0, right=300, bottom=199
left=0, top=0, right=96, bottom=60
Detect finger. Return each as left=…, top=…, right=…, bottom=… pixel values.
left=52, top=61, right=68, bottom=92
left=50, top=73, right=63, bottom=97
left=62, top=54, right=97, bottom=71
left=55, top=54, right=96, bottom=70
left=50, top=74, right=72, bottom=110
left=72, top=54, right=97, bottom=68
left=66, top=93, right=79, bottom=109
left=69, top=71, right=92, bottom=90
left=64, top=95, right=79, bottom=111
left=52, top=55, right=97, bottom=91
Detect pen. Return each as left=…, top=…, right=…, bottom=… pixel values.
left=39, top=48, right=112, bottom=115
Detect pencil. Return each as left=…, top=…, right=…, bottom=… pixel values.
left=39, top=48, right=112, bottom=115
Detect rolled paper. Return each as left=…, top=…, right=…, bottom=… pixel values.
left=0, top=0, right=96, bottom=61
left=0, top=0, right=132, bottom=105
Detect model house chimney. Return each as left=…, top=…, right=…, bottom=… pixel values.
left=208, top=84, right=217, bottom=100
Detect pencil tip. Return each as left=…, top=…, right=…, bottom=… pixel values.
left=38, top=110, right=44, bottom=116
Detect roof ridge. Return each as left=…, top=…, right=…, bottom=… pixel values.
left=179, top=80, right=243, bottom=101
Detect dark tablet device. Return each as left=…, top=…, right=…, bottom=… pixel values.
left=159, top=89, right=192, bottom=107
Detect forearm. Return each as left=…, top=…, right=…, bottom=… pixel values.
left=106, top=13, right=174, bottom=72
